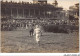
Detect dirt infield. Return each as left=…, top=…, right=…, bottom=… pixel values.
left=1, top=30, right=79, bottom=53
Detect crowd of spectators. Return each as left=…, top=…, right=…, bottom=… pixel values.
left=1, top=19, right=78, bottom=34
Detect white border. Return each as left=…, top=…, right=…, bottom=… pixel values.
left=0, top=0, right=80, bottom=56
left=79, top=0, right=80, bottom=53
left=0, top=0, right=1, bottom=53
left=0, top=53, right=80, bottom=56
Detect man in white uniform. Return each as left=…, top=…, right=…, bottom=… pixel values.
left=34, top=25, right=42, bottom=44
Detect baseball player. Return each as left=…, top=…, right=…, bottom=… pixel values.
left=34, top=25, right=42, bottom=44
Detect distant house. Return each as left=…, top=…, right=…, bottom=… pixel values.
left=69, top=3, right=79, bottom=20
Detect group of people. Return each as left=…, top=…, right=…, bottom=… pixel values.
left=29, top=24, right=42, bottom=45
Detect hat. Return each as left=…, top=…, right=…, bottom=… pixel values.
left=36, top=25, right=39, bottom=28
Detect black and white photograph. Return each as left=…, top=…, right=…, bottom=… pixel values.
left=1, top=0, right=79, bottom=53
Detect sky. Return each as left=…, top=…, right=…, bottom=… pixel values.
left=2, top=0, right=79, bottom=10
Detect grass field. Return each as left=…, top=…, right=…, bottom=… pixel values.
left=1, top=30, right=79, bottom=53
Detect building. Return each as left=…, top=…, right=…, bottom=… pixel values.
left=1, top=0, right=67, bottom=30
left=1, top=0, right=65, bottom=20
left=33, top=0, right=47, bottom=4
left=69, top=3, right=79, bottom=20
left=69, top=3, right=79, bottom=26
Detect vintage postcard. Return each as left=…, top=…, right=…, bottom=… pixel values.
left=1, top=0, right=79, bottom=53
